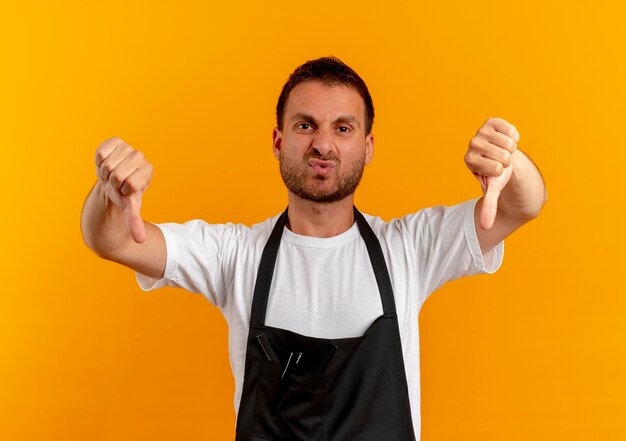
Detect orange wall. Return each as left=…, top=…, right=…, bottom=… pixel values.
left=1, top=1, right=625, bottom=440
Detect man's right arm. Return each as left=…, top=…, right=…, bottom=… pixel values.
left=80, top=137, right=166, bottom=279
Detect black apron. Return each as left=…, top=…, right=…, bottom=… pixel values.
left=235, top=207, right=416, bottom=441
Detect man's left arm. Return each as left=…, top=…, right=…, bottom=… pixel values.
left=464, top=117, right=548, bottom=254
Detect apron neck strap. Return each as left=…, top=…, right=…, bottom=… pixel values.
left=249, top=207, right=397, bottom=327
left=353, top=208, right=398, bottom=316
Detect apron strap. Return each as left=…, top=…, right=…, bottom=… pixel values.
left=249, top=207, right=397, bottom=327
left=250, top=209, right=289, bottom=327
left=353, top=208, right=397, bottom=316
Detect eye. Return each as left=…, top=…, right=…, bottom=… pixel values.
left=338, top=126, right=351, bottom=133
left=297, top=123, right=313, bottom=130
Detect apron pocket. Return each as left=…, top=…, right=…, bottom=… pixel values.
left=253, top=360, right=327, bottom=441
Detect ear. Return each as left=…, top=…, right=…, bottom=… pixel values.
left=272, top=127, right=282, bottom=160
left=365, top=132, right=374, bottom=165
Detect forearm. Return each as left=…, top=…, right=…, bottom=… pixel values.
left=498, top=149, right=547, bottom=222
left=80, top=181, right=134, bottom=258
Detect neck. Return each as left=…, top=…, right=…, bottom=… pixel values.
left=286, top=192, right=356, bottom=238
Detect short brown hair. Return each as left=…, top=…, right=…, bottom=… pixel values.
left=276, top=56, right=375, bottom=134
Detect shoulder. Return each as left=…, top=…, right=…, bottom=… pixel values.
left=153, top=212, right=283, bottom=251
left=360, top=198, right=478, bottom=238
left=243, top=212, right=284, bottom=246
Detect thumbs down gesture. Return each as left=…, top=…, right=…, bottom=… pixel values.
left=95, top=137, right=153, bottom=243
left=464, top=117, right=520, bottom=230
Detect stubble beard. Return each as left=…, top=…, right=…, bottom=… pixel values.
left=279, top=152, right=365, bottom=204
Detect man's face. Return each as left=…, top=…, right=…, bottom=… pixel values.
left=273, top=80, right=374, bottom=204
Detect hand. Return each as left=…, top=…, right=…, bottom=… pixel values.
left=464, top=117, right=520, bottom=230
left=95, top=137, right=154, bottom=243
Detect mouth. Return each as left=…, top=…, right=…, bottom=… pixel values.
left=309, top=159, right=336, bottom=176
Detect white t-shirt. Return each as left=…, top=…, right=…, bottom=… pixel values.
left=136, top=197, right=504, bottom=440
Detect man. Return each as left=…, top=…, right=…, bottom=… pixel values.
left=81, top=57, right=546, bottom=440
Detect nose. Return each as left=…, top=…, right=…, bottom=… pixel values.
left=311, top=129, right=335, bottom=158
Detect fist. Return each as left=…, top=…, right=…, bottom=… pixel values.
left=95, top=136, right=154, bottom=243
left=464, top=117, right=520, bottom=230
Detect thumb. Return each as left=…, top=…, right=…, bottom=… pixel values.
left=124, top=193, right=146, bottom=243
left=480, top=180, right=500, bottom=230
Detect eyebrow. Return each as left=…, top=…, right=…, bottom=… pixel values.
left=290, top=112, right=361, bottom=129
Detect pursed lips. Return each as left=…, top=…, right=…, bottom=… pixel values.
left=309, top=159, right=336, bottom=176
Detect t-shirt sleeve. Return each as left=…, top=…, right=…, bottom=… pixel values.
left=400, top=198, right=504, bottom=301
left=135, top=220, right=238, bottom=309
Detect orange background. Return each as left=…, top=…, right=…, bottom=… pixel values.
left=2, top=0, right=625, bottom=439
